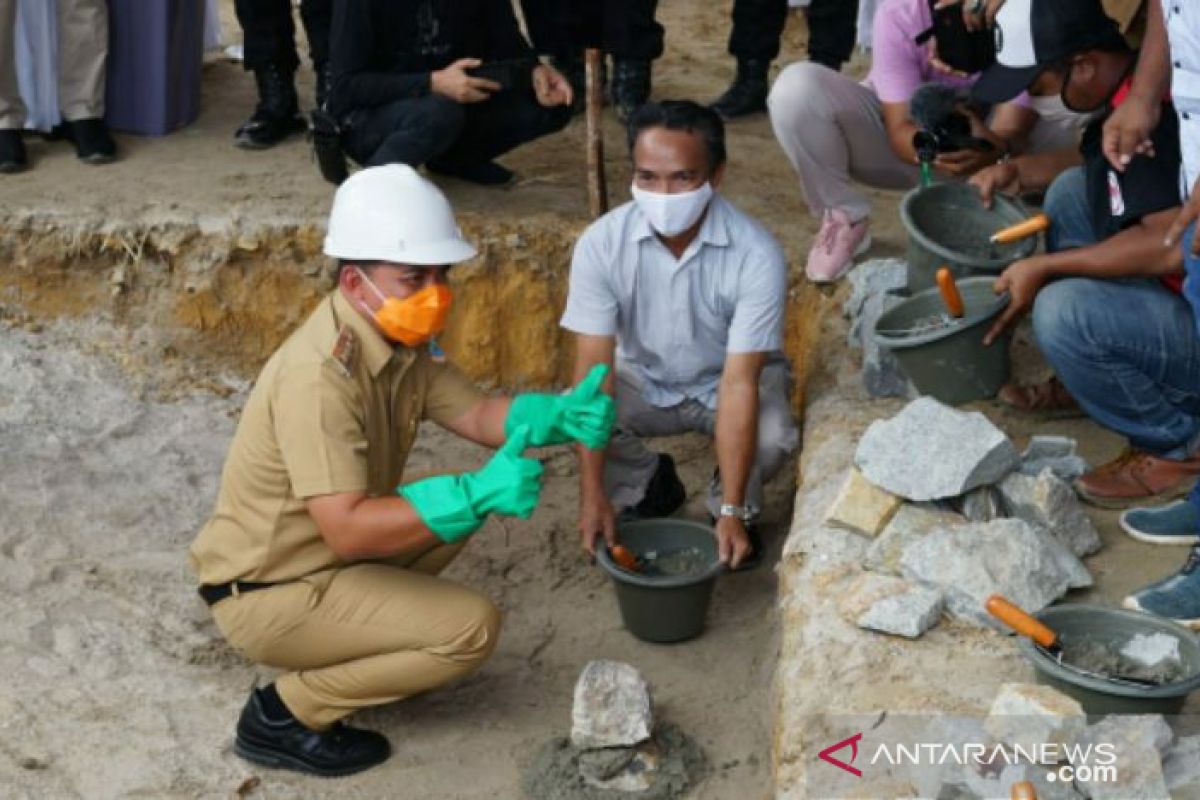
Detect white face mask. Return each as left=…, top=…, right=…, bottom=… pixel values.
left=631, top=181, right=714, bottom=237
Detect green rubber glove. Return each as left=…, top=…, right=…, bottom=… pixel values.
left=398, top=425, right=544, bottom=543
left=505, top=363, right=616, bottom=450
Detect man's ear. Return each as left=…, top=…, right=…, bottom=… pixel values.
left=710, top=162, right=727, bottom=191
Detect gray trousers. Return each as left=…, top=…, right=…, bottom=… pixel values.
left=604, top=361, right=800, bottom=519
left=0, top=0, right=108, bottom=129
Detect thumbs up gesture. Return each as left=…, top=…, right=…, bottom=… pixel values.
left=505, top=363, right=616, bottom=450
left=462, top=424, right=544, bottom=519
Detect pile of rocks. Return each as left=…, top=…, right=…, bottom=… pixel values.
left=922, top=683, right=1200, bottom=799
left=826, top=397, right=1097, bottom=638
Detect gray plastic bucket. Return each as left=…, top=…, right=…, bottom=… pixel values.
left=901, top=183, right=1038, bottom=293
left=595, top=519, right=725, bottom=644
left=1019, top=605, right=1200, bottom=716
left=872, top=276, right=1010, bottom=405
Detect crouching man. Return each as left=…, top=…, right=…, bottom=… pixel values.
left=189, top=165, right=613, bottom=777
left=562, top=100, right=800, bottom=571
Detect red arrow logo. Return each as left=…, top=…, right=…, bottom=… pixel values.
left=818, top=732, right=863, bottom=778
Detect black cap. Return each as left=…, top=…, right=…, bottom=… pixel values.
left=972, top=0, right=1127, bottom=104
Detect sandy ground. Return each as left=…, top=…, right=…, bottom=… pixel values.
left=0, top=2, right=930, bottom=798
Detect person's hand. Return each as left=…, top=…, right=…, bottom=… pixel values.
left=714, top=514, right=752, bottom=569
left=970, top=160, right=1020, bottom=208
left=1101, top=92, right=1160, bottom=172
left=579, top=490, right=617, bottom=557
left=934, top=146, right=999, bottom=177
left=532, top=63, right=573, bottom=108
left=505, top=363, right=616, bottom=449
left=927, top=38, right=971, bottom=78
left=462, top=425, right=544, bottom=518
left=933, top=0, right=1006, bottom=31
left=1163, top=177, right=1200, bottom=255
left=984, top=257, right=1049, bottom=345
left=431, top=58, right=501, bottom=103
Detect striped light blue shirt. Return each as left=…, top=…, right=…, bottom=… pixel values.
left=560, top=194, right=787, bottom=410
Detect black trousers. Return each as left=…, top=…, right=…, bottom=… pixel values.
left=519, top=0, right=663, bottom=61
left=341, top=91, right=571, bottom=169
left=234, top=0, right=332, bottom=71
left=728, top=0, right=858, bottom=69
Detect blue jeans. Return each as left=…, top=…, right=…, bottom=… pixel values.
left=1032, top=167, right=1200, bottom=458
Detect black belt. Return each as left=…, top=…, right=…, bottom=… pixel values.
left=198, top=580, right=278, bottom=606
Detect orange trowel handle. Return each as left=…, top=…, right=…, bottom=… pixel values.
left=985, top=594, right=1059, bottom=650
left=1011, top=780, right=1038, bottom=800
left=990, top=213, right=1051, bottom=245
left=610, top=545, right=640, bottom=571
left=936, top=267, right=965, bottom=318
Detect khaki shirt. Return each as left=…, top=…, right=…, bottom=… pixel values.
left=189, top=290, right=484, bottom=585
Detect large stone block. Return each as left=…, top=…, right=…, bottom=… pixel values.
left=838, top=572, right=944, bottom=638
left=571, top=660, right=653, bottom=749
left=824, top=468, right=903, bottom=538
left=1076, top=716, right=1173, bottom=800
left=998, top=469, right=1102, bottom=557
left=855, top=397, right=1020, bottom=501
left=899, top=518, right=1092, bottom=627
left=985, top=683, right=1086, bottom=760
left=864, top=503, right=966, bottom=575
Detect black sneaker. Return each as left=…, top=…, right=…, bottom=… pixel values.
left=611, top=59, right=651, bottom=122
left=710, top=59, right=770, bottom=120
left=427, top=157, right=516, bottom=187
left=630, top=453, right=687, bottom=518
left=234, top=687, right=391, bottom=777
left=0, top=129, right=27, bottom=173
left=235, top=63, right=306, bottom=150
left=63, top=118, right=116, bottom=164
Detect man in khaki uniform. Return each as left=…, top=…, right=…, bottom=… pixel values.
left=190, top=164, right=613, bottom=777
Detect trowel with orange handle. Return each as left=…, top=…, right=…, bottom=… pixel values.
left=609, top=544, right=644, bottom=573
left=936, top=267, right=965, bottom=319
left=1011, top=780, right=1037, bottom=800
left=985, top=595, right=1163, bottom=688
left=990, top=213, right=1051, bottom=245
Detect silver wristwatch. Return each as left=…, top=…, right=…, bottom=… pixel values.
left=718, top=503, right=753, bottom=522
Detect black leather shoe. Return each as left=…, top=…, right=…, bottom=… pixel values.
left=234, top=688, right=391, bottom=777
left=235, top=63, right=306, bottom=150
left=0, top=129, right=28, bottom=173
left=629, top=453, right=687, bottom=518
left=63, top=118, right=116, bottom=164
left=314, top=60, right=333, bottom=111
left=611, top=59, right=651, bottom=122
left=710, top=59, right=770, bottom=120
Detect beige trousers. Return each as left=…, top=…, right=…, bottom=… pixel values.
left=211, top=541, right=501, bottom=730
left=0, top=0, right=108, bottom=129
left=767, top=61, right=1089, bottom=222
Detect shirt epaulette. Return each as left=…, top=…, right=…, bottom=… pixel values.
left=330, top=326, right=359, bottom=378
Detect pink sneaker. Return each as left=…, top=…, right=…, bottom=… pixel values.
left=806, top=209, right=871, bottom=283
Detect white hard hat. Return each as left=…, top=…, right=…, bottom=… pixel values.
left=323, top=164, right=478, bottom=265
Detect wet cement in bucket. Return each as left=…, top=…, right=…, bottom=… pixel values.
left=1060, top=636, right=1189, bottom=685
left=523, top=725, right=707, bottom=800
left=618, top=547, right=711, bottom=578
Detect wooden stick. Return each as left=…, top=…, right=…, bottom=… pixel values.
left=585, top=48, right=608, bottom=218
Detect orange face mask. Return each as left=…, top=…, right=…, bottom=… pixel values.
left=358, top=269, right=453, bottom=347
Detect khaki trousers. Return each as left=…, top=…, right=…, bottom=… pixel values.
left=211, top=542, right=501, bottom=730
left=0, top=0, right=108, bottom=129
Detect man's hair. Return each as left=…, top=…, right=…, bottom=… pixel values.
left=626, top=100, right=727, bottom=173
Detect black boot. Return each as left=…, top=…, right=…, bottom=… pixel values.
left=62, top=118, right=117, bottom=164
left=235, top=63, right=306, bottom=150
left=611, top=59, right=651, bottom=123
left=710, top=59, right=771, bottom=120
left=234, top=686, right=391, bottom=777
left=628, top=453, right=687, bottom=519
left=0, top=129, right=28, bottom=173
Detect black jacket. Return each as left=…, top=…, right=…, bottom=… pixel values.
left=329, top=0, right=534, bottom=116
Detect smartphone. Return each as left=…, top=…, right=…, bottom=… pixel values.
left=465, top=58, right=535, bottom=94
